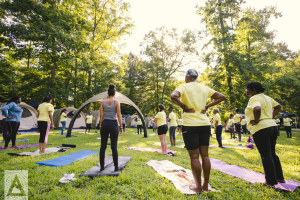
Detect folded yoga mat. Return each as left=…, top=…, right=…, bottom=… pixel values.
left=0, top=143, right=40, bottom=150
left=9, top=147, right=71, bottom=156
left=154, top=143, right=185, bottom=148
left=207, top=158, right=300, bottom=192
left=126, top=147, right=177, bottom=154
left=147, top=160, right=217, bottom=194
left=36, top=150, right=98, bottom=167
left=80, top=156, right=132, bottom=177
left=0, top=139, right=29, bottom=142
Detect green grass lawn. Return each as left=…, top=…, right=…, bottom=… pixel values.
left=0, top=128, right=299, bottom=199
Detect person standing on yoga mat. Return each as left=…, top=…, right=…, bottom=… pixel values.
left=213, top=108, right=223, bottom=147
left=100, top=84, right=122, bottom=171
left=60, top=109, right=67, bottom=135
left=168, top=106, right=177, bottom=147
left=1, top=96, right=23, bottom=149
left=228, top=114, right=234, bottom=139
left=171, top=69, right=225, bottom=193
left=233, top=109, right=242, bottom=142
left=245, top=81, right=285, bottom=186
left=37, top=95, right=54, bottom=154
left=122, top=115, right=126, bottom=132
left=283, top=115, right=292, bottom=138
left=85, top=112, right=93, bottom=134
left=136, top=116, right=142, bottom=134
left=154, top=104, right=168, bottom=154
left=241, top=116, right=248, bottom=134
left=177, top=115, right=183, bottom=134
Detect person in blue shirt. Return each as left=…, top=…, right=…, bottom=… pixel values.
left=1, top=96, right=23, bottom=149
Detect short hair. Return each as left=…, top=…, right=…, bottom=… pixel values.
left=168, top=106, right=173, bottom=111
left=43, top=95, right=53, bottom=103
left=229, top=114, right=233, bottom=118
left=7, top=96, right=21, bottom=105
left=213, top=108, right=219, bottom=112
left=232, top=108, right=239, bottom=112
left=246, top=81, right=266, bottom=93
left=108, top=84, right=116, bottom=96
left=159, top=104, right=165, bottom=111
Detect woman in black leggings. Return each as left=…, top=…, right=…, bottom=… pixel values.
left=99, top=84, right=122, bottom=171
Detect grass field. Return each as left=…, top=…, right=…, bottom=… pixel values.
left=0, top=128, right=299, bottom=199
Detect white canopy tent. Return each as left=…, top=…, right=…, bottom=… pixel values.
left=66, top=92, right=147, bottom=137
left=53, top=107, right=86, bottom=129
left=0, top=102, right=38, bottom=131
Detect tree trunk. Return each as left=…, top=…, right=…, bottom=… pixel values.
left=74, top=58, right=77, bottom=108
left=161, top=81, right=166, bottom=101
left=218, top=0, right=233, bottom=105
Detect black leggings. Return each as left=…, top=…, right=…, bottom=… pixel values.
left=284, top=126, right=292, bottom=138
left=137, top=125, right=142, bottom=134
left=235, top=123, right=241, bottom=142
left=5, top=121, right=20, bottom=147
left=100, top=120, right=119, bottom=169
left=122, top=124, right=125, bottom=131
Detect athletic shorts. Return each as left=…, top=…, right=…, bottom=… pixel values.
left=177, top=125, right=182, bottom=128
left=182, top=126, right=211, bottom=150
left=86, top=124, right=92, bottom=130
left=229, top=125, right=234, bottom=129
left=157, top=124, right=168, bottom=135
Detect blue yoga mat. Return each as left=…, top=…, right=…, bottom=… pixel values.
left=36, top=150, right=98, bottom=167
left=0, top=139, right=29, bottom=142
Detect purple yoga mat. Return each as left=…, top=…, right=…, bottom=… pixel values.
left=0, top=143, right=39, bottom=150
left=126, top=147, right=177, bottom=154
left=208, top=158, right=300, bottom=192
left=0, top=139, right=29, bottom=142
left=209, top=145, right=251, bottom=150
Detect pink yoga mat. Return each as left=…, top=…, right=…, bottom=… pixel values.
left=126, top=147, right=177, bottom=154
left=209, top=145, right=251, bottom=150
left=0, top=143, right=39, bottom=150
left=208, top=158, right=300, bottom=192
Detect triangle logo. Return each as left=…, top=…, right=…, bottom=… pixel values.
left=7, top=174, right=26, bottom=197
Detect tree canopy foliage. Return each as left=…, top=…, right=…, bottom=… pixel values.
left=0, top=0, right=299, bottom=120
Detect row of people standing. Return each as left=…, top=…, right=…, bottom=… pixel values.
left=153, top=69, right=286, bottom=192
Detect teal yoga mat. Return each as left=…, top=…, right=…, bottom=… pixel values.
left=36, top=150, right=98, bottom=167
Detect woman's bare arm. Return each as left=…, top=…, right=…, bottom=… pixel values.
left=49, top=111, right=54, bottom=129
left=115, top=100, right=122, bottom=131
left=100, top=102, right=104, bottom=126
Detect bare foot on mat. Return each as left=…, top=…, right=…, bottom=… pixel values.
left=189, top=185, right=202, bottom=194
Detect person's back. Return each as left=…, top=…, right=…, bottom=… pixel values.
left=245, top=93, right=277, bottom=134
left=103, top=100, right=117, bottom=120
left=176, top=82, right=215, bottom=126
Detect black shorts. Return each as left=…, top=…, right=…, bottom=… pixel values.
left=157, top=124, right=168, bottom=135
left=86, top=124, right=92, bottom=130
left=182, top=126, right=211, bottom=150
left=177, top=125, right=182, bottom=128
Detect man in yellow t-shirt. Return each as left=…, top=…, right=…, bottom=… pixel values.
left=232, top=109, right=242, bottom=142
left=177, top=116, right=183, bottom=134
left=213, top=108, right=223, bottom=147
left=85, top=112, right=93, bottom=134
left=154, top=104, right=168, bottom=154
left=168, top=106, right=177, bottom=147
left=171, top=69, right=225, bottom=193
left=241, top=116, right=249, bottom=134
left=283, top=115, right=293, bottom=138
left=136, top=116, right=142, bottom=134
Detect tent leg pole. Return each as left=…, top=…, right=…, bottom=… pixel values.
left=66, top=104, right=89, bottom=137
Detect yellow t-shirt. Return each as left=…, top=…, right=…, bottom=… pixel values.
left=241, top=118, right=247, bottom=125
left=137, top=118, right=142, bottom=125
left=37, top=103, right=54, bottom=122
left=213, top=113, right=222, bottom=126
left=245, top=93, right=279, bottom=134
left=175, top=82, right=216, bottom=126
left=177, top=119, right=183, bottom=126
left=60, top=112, right=67, bottom=122
left=155, top=111, right=166, bottom=127
left=169, top=112, right=177, bottom=127
left=283, top=118, right=292, bottom=126
left=274, top=119, right=280, bottom=126
left=86, top=115, right=93, bottom=124
left=233, top=114, right=241, bottom=123
left=228, top=119, right=233, bottom=126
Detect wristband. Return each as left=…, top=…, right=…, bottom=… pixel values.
left=254, top=120, right=259, bottom=123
